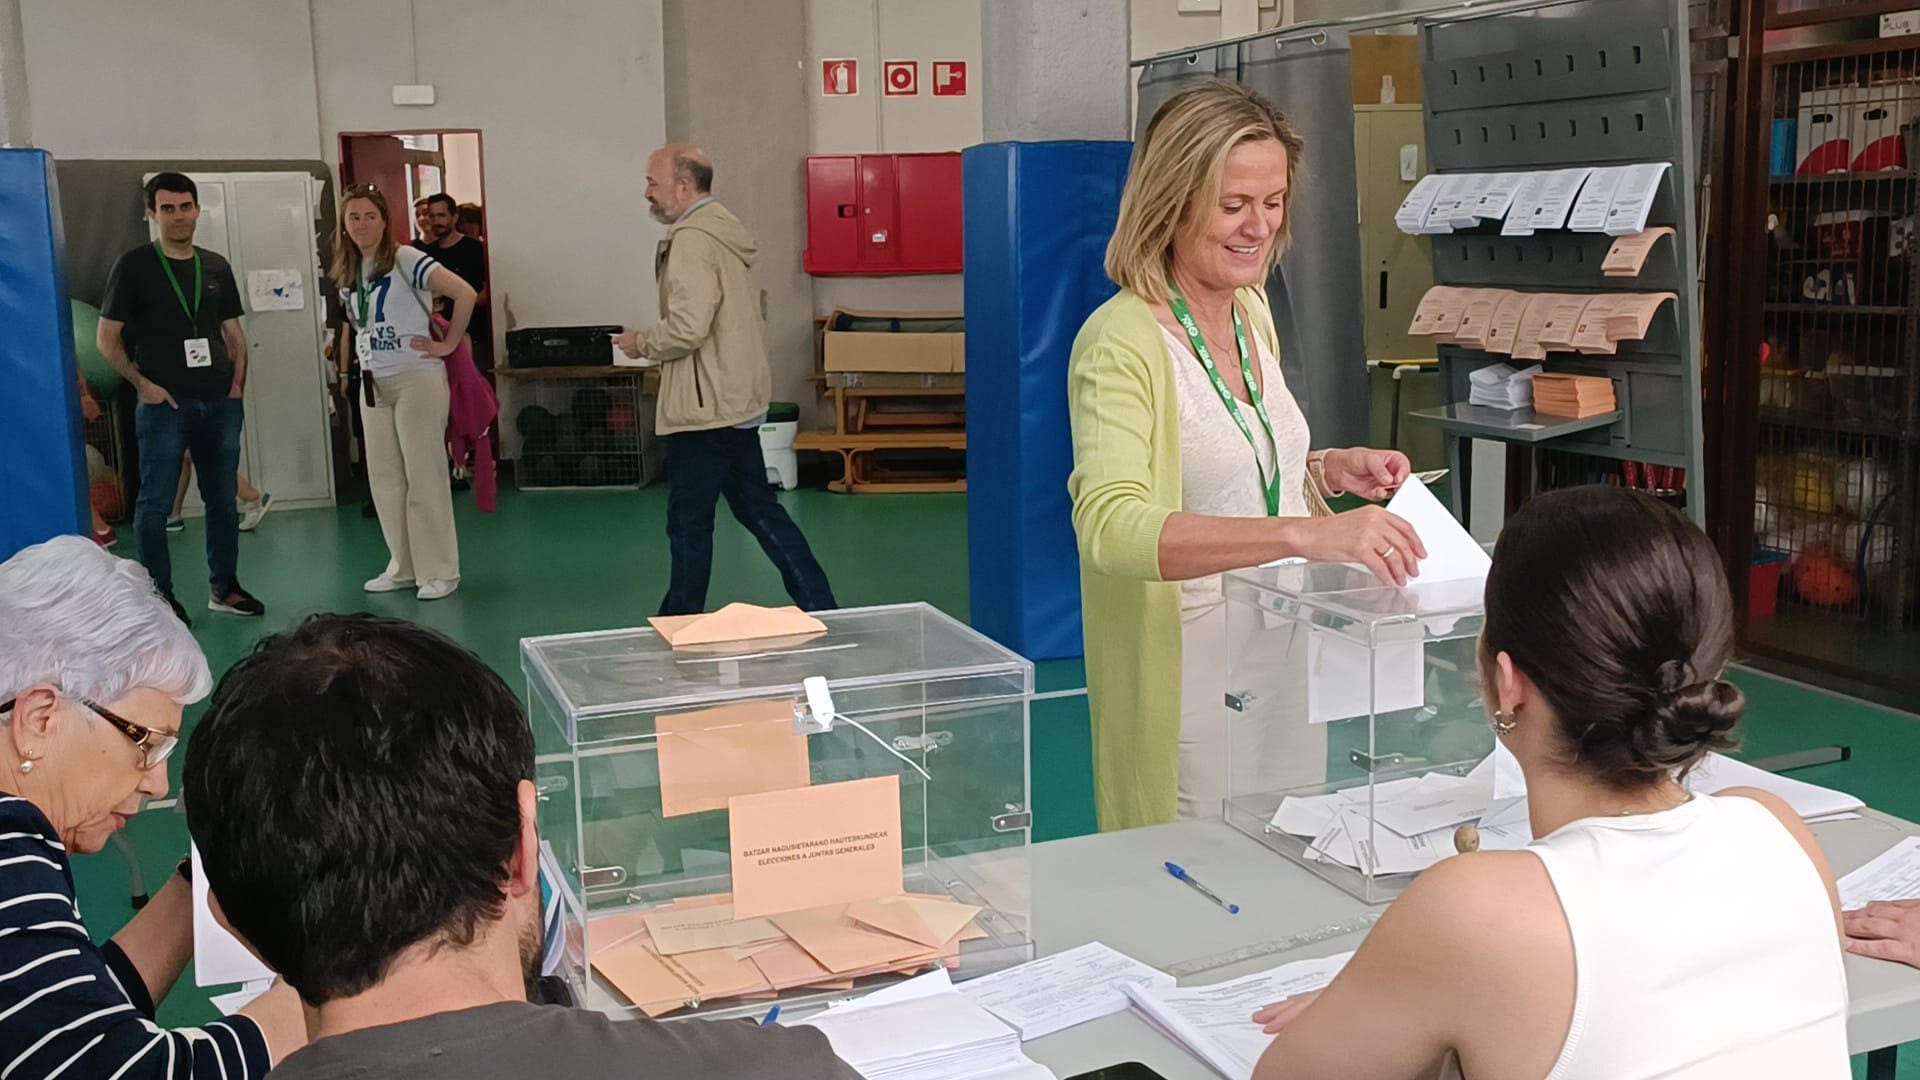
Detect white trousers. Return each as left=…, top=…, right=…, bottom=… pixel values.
left=364, top=366, right=459, bottom=583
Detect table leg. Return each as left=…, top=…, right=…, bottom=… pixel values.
left=1446, top=434, right=1469, bottom=528
left=1389, top=369, right=1405, bottom=451
left=1865, top=1046, right=1897, bottom=1080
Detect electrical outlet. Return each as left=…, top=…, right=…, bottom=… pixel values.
left=1178, top=0, right=1222, bottom=12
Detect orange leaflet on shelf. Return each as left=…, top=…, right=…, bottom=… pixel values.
left=1407, top=286, right=1471, bottom=337
left=656, top=699, right=812, bottom=818
left=728, top=775, right=903, bottom=919
left=1569, top=294, right=1630, bottom=354
left=1601, top=227, right=1675, bottom=277
left=1509, top=294, right=1563, bottom=361
left=648, top=603, right=827, bottom=648
left=1452, top=290, right=1513, bottom=349
left=1535, top=295, right=1596, bottom=349
left=1483, top=291, right=1535, bottom=355
left=1604, top=292, right=1678, bottom=342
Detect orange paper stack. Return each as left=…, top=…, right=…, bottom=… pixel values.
left=587, top=893, right=987, bottom=1016
left=1531, top=374, right=1616, bottom=419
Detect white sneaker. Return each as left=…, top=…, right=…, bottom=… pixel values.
left=417, top=578, right=459, bottom=601
left=238, top=492, right=274, bottom=532
left=364, top=573, right=416, bottom=593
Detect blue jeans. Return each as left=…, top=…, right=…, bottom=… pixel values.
left=659, top=426, right=837, bottom=616
left=135, top=398, right=244, bottom=597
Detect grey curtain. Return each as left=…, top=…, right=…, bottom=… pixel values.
left=1133, top=35, right=1368, bottom=450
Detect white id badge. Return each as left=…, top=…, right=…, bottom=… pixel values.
left=356, top=332, right=373, bottom=366
left=184, top=337, right=213, bottom=369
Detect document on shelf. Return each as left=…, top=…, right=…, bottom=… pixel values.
left=1484, top=290, right=1534, bottom=355
left=1602, top=292, right=1677, bottom=342
left=1395, top=174, right=1449, bottom=234
left=1602, top=227, right=1676, bottom=276
left=1604, top=162, right=1672, bottom=236
left=1569, top=294, right=1629, bottom=354
left=1566, top=165, right=1628, bottom=232
left=1529, top=167, right=1594, bottom=230
left=1535, top=295, right=1595, bottom=349
left=1452, top=290, right=1511, bottom=349
left=1121, top=952, right=1354, bottom=1080
left=1509, top=294, right=1561, bottom=361
left=959, top=942, right=1175, bottom=1041
left=1425, top=173, right=1482, bottom=234
left=1408, top=286, right=1470, bottom=336
left=1474, top=171, right=1530, bottom=221
left=1447, top=174, right=1498, bottom=228
left=1838, top=837, right=1920, bottom=910
left=1501, top=171, right=1548, bottom=235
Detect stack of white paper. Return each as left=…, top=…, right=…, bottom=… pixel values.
left=1121, top=952, right=1353, bottom=1080
left=1838, top=837, right=1920, bottom=910
left=1273, top=772, right=1490, bottom=877
left=958, top=942, right=1174, bottom=1041
left=802, top=989, right=1054, bottom=1080
left=1467, top=363, right=1541, bottom=410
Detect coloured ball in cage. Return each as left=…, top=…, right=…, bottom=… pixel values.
left=606, top=402, right=638, bottom=433
left=515, top=405, right=556, bottom=441
left=1789, top=463, right=1836, bottom=515
left=89, top=469, right=123, bottom=520
left=1835, top=459, right=1892, bottom=516
left=1792, top=547, right=1858, bottom=607
left=1835, top=520, right=1896, bottom=570
left=575, top=455, right=608, bottom=486
left=570, top=387, right=612, bottom=430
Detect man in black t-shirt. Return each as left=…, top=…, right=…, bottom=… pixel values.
left=413, top=192, right=492, bottom=370
left=98, top=172, right=266, bottom=622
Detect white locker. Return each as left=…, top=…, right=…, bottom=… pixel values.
left=147, top=171, right=334, bottom=514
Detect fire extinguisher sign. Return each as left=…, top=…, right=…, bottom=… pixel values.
left=822, top=59, right=858, bottom=96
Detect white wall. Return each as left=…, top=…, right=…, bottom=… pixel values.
left=311, top=0, right=666, bottom=337
left=20, top=0, right=322, bottom=160
left=441, top=132, right=482, bottom=206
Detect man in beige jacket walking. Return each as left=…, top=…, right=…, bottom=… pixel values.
left=617, top=145, right=838, bottom=616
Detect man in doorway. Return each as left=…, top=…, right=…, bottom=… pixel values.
left=98, top=172, right=265, bottom=623
left=414, top=192, right=492, bottom=371
left=184, top=614, right=859, bottom=1080
left=615, top=145, right=838, bottom=616
left=413, top=195, right=436, bottom=247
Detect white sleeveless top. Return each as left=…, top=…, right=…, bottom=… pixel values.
left=1164, top=323, right=1311, bottom=612
left=1522, top=794, right=1849, bottom=1080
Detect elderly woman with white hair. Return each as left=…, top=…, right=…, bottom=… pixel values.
left=0, top=536, right=301, bottom=1076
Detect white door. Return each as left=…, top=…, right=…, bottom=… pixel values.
left=150, top=172, right=334, bottom=513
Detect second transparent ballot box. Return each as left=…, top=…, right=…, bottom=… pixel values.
left=1221, top=562, right=1497, bottom=903
left=523, top=602, right=1034, bottom=1020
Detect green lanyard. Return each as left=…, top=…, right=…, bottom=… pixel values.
left=1169, top=283, right=1282, bottom=516
left=354, top=271, right=373, bottom=328
left=153, top=242, right=203, bottom=329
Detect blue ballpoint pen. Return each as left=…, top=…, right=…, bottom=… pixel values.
left=1165, top=861, right=1240, bottom=914
left=761, top=1005, right=782, bottom=1026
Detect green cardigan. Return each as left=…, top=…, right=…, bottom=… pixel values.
left=1066, top=286, right=1285, bottom=832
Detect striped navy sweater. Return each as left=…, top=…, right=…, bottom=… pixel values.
left=0, top=796, right=269, bottom=1079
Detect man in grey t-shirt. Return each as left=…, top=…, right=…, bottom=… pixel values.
left=182, top=614, right=857, bottom=1080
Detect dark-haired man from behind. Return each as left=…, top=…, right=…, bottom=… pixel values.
left=183, top=614, right=858, bottom=1080
left=99, top=171, right=264, bottom=622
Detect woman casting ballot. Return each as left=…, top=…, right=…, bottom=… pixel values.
left=1068, top=79, right=1426, bottom=830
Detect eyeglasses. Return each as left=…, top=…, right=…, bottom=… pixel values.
left=0, top=696, right=179, bottom=770
left=344, top=183, right=381, bottom=196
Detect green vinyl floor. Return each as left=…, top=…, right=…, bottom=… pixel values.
left=67, top=484, right=1920, bottom=1076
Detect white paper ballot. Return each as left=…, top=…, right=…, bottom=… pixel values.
left=1384, top=477, right=1493, bottom=584
left=1839, top=837, right=1920, bottom=910
left=1270, top=776, right=1429, bottom=838
left=1424, top=174, right=1481, bottom=234
left=1473, top=172, right=1526, bottom=221
left=1306, top=626, right=1424, bottom=724
left=191, top=844, right=276, bottom=987
left=1501, top=172, right=1547, bottom=235
left=1530, top=167, right=1594, bottom=230
left=1344, top=808, right=1452, bottom=875
left=801, top=991, right=1051, bottom=1080
left=1371, top=772, right=1493, bottom=838
left=1567, top=166, right=1628, bottom=232
left=1121, top=953, right=1353, bottom=1080
left=210, top=979, right=275, bottom=1016
left=1603, top=162, right=1672, bottom=236
left=1395, top=174, right=1448, bottom=235
left=959, top=942, right=1173, bottom=1041
left=1448, top=174, right=1497, bottom=227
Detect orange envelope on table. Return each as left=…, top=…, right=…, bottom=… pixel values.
left=648, top=603, right=826, bottom=649
left=729, top=775, right=903, bottom=919
left=847, top=895, right=982, bottom=949
left=772, top=904, right=937, bottom=974
left=656, top=700, right=811, bottom=818
left=593, top=937, right=695, bottom=1016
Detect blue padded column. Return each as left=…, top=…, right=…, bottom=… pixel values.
left=0, top=150, right=86, bottom=559
left=964, top=140, right=1133, bottom=661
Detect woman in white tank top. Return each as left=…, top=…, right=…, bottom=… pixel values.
left=1250, top=487, right=1850, bottom=1080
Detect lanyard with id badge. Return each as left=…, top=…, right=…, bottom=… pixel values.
left=155, top=242, right=214, bottom=369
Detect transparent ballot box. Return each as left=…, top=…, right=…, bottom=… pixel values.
left=1221, top=562, right=1495, bottom=904
left=523, top=602, right=1034, bottom=1020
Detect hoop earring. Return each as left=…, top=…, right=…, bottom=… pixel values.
left=1492, top=711, right=1518, bottom=735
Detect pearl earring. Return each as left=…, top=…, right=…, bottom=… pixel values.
left=18, top=758, right=34, bottom=775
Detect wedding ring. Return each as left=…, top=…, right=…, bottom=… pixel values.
left=1378, top=546, right=1397, bottom=559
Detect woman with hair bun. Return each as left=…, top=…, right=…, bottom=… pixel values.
left=1250, top=486, right=1849, bottom=1080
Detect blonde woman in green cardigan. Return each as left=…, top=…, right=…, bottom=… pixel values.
left=1068, top=80, right=1428, bottom=831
